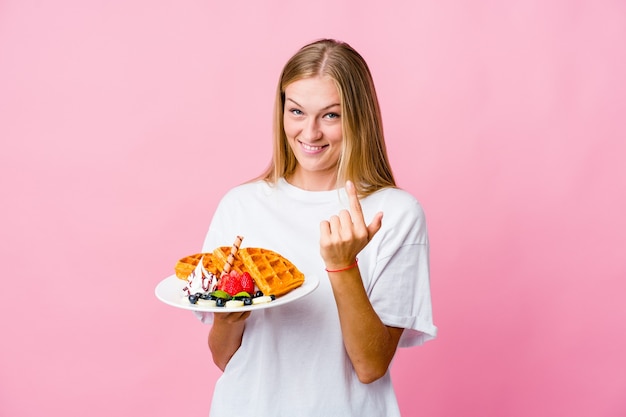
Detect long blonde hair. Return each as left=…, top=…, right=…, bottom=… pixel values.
left=260, top=39, right=396, bottom=197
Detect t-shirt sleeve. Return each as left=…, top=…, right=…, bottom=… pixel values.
left=201, top=185, right=251, bottom=251
left=201, top=199, right=230, bottom=252
left=192, top=193, right=235, bottom=325
left=366, top=196, right=437, bottom=348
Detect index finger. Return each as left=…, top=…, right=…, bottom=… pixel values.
left=345, top=180, right=365, bottom=223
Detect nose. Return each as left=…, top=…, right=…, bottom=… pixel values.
left=301, top=117, right=322, bottom=142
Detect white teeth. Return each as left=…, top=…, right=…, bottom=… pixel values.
left=301, top=142, right=324, bottom=151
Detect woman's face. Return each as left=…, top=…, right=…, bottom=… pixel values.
left=283, top=76, right=343, bottom=190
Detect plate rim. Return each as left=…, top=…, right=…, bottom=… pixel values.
left=155, top=273, right=319, bottom=313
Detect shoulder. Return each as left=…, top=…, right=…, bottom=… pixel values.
left=363, top=187, right=428, bottom=245
left=219, top=180, right=274, bottom=202
left=363, top=187, right=426, bottom=219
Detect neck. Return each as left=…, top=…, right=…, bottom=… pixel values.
left=286, top=170, right=340, bottom=191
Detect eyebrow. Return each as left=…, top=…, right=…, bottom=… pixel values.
left=286, top=98, right=340, bottom=111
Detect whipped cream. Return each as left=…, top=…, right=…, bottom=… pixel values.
left=183, top=256, right=217, bottom=296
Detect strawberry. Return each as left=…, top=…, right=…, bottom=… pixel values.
left=216, top=273, right=227, bottom=291
left=240, top=272, right=255, bottom=294
left=216, top=270, right=235, bottom=291
left=218, top=271, right=244, bottom=296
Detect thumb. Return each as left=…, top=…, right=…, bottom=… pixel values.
left=367, top=211, right=383, bottom=241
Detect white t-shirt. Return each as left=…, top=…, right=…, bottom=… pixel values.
left=198, top=178, right=437, bottom=417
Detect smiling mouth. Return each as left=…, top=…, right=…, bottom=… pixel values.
left=299, top=140, right=328, bottom=153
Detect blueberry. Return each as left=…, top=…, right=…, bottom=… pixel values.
left=243, top=298, right=252, bottom=306
left=254, top=291, right=264, bottom=298
left=270, top=295, right=276, bottom=300
left=200, top=293, right=211, bottom=300
left=188, top=294, right=198, bottom=304
left=216, top=298, right=226, bottom=307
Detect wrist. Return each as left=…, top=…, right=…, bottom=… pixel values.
left=325, top=258, right=359, bottom=273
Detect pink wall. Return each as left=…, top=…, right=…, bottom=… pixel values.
left=1, top=1, right=625, bottom=416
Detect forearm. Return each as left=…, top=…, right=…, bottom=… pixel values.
left=328, top=268, right=403, bottom=384
left=208, top=314, right=248, bottom=371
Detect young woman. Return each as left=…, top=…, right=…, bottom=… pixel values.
left=198, top=39, right=436, bottom=416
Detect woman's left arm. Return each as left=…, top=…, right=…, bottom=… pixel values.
left=327, top=266, right=404, bottom=383
left=320, top=181, right=403, bottom=384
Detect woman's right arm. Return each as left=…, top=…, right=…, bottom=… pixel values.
left=208, top=312, right=250, bottom=371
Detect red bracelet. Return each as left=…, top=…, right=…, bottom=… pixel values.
left=325, top=258, right=359, bottom=273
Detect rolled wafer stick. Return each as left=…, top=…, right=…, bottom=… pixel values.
left=221, top=235, right=243, bottom=277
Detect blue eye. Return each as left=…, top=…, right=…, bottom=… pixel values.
left=289, top=108, right=303, bottom=116
left=325, top=112, right=340, bottom=119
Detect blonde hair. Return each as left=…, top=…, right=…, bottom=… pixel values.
left=259, top=39, right=396, bottom=196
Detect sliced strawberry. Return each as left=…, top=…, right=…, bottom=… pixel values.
left=240, top=272, right=255, bottom=294
left=216, top=274, right=230, bottom=292
left=222, top=277, right=243, bottom=296
left=217, top=270, right=236, bottom=291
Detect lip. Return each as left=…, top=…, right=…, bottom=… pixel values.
left=298, top=140, right=328, bottom=154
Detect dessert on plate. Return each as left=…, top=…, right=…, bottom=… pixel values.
left=174, top=236, right=305, bottom=307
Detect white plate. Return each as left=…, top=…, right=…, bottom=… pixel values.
left=155, top=274, right=320, bottom=312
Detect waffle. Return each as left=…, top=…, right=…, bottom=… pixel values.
left=174, top=253, right=219, bottom=280
left=174, top=246, right=305, bottom=298
left=212, top=246, right=247, bottom=275
left=238, top=247, right=305, bottom=297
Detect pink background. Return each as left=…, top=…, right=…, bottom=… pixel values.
left=1, top=1, right=625, bottom=416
